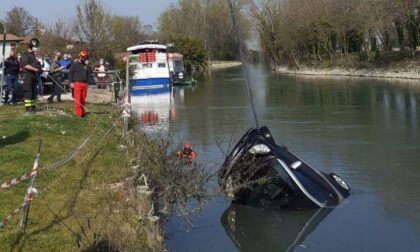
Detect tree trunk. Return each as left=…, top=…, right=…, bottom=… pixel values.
left=291, top=49, right=300, bottom=69
left=395, top=19, right=405, bottom=51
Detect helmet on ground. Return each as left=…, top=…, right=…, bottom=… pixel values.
left=184, top=143, right=191, bottom=149
left=28, top=38, right=40, bottom=48
left=79, top=50, right=89, bottom=60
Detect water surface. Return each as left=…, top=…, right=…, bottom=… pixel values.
left=148, top=65, right=420, bottom=251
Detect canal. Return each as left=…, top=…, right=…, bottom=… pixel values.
left=159, top=64, right=420, bottom=251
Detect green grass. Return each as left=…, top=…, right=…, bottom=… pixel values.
left=0, top=102, right=152, bottom=251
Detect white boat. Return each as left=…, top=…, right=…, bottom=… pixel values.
left=127, top=42, right=170, bottom=97
left=168, top=53, right=185, bottom=82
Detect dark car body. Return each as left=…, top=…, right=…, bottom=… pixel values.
left=218, top=126, right=350, bottom=209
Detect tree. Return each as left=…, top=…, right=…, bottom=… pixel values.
left=4, top=6, right=35, bottom=36
left=172, top=38, right=208, bottom=70
left=110, top=16, right=147, bottom=52
left=74, top=0, right=113, bottom=60
left=39, top=18, right=76, bottom=55
left=158, top=0, right=250, bottom=61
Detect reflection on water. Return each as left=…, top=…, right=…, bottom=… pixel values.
left=131, top=89, right=174, bottom=133
left=221, top=205, right=332, bottom=252
left=161, top=64, right=420, bottom=251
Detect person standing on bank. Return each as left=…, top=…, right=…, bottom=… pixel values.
left=21, top=38, right=42, bottom=113
left=48, top=51, right=64, bottom=103
left=68, top=50, right=92, bottom=117
left=4, top=51, right=20, bottom=105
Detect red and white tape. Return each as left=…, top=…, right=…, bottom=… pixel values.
left=0, top=202, right=26, bottom=228
left=0, top=166, right=38, bottom=192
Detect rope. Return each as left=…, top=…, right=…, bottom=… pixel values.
left=46, top=73, right=109, bottom=127
left=43, top=137, right=90, bottom=170
left=227, top=0, right=259, bottom=129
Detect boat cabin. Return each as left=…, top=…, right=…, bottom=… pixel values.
left=127, top=43, right=170, bottom=96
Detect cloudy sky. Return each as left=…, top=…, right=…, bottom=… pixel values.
left=0, top=0, right=177, bottom=27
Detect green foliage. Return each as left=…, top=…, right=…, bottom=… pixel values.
left=173, top=38, right=208, bottom=70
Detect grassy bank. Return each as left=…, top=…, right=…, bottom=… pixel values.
left=0, top=102, right=158, bottom=251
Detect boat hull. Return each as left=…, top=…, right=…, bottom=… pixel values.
left=130, top=78, right=170, bottom=96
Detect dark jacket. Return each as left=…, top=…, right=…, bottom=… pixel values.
left=50, top=60, right=63, bottom=78
left=4, top=56, right=20, bottom=75
left=68, top=61, right=93, bottom=83
left=21, top=52, right=40, bottom=76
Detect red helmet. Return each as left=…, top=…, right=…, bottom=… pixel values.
left=184, top=143, right=191, bottom=149
left=79, top=50, right=89, bottom=60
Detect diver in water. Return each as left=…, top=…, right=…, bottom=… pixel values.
left=177, top=143, right=197, bottom=162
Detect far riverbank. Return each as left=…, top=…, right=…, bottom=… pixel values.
left=208, top=61, right=242, bottom=70
left=276, top=60, right=420, bottom=80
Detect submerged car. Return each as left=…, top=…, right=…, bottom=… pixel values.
left=218, top=126, right=350, bottom=209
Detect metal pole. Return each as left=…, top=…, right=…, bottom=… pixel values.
left=19, top=140, right=42, bottom=232
left=123, top=56, right=130, bottom=137
left=0, top=25, right=6, bottom=106
left=125, top=55, right=130, bottom=104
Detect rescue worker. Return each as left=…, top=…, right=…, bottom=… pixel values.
left=21, top=38, right=42, bottom=113
left=48, top=51, right=64, bottom=103
left=177, top=143, right=197, bottom=162
left=68, top=50, right=92, bottom=117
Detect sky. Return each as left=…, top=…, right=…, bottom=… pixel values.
left=0, top=0, right=177, bottom=27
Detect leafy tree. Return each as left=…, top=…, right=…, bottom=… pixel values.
left=172, top=38, right=208, bottom=70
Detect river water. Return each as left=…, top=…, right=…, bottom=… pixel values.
left=139, top=64, right=420, bottom=251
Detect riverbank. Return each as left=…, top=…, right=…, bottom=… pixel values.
left=208, top=61, right=242, bottom=70
left=276, top=60, right=420, bottom=80
left=0, top=101, right=162, bottom=251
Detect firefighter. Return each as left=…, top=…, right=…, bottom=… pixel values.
left=177, top=143, right=197, bottom=162
left=21, top=38, right=42, bottom=113
left=68, top=50, right=93, bottom=117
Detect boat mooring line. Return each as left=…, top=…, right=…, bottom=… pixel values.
left=227, top=0, right=260, bottom=129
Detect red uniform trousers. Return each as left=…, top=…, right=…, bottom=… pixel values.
left=73, top=82, right=88, bottom=117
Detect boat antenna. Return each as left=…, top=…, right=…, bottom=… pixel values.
left=227, top=0, right=259, bottom=129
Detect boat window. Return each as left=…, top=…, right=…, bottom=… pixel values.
left=158, top=63, right=166, bottom=68
left=141, top=63, right=153, bottom=68
left=129, top=64, right=139, bottom=71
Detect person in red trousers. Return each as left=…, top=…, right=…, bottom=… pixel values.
left=68, top=51, right=93, bottom=117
